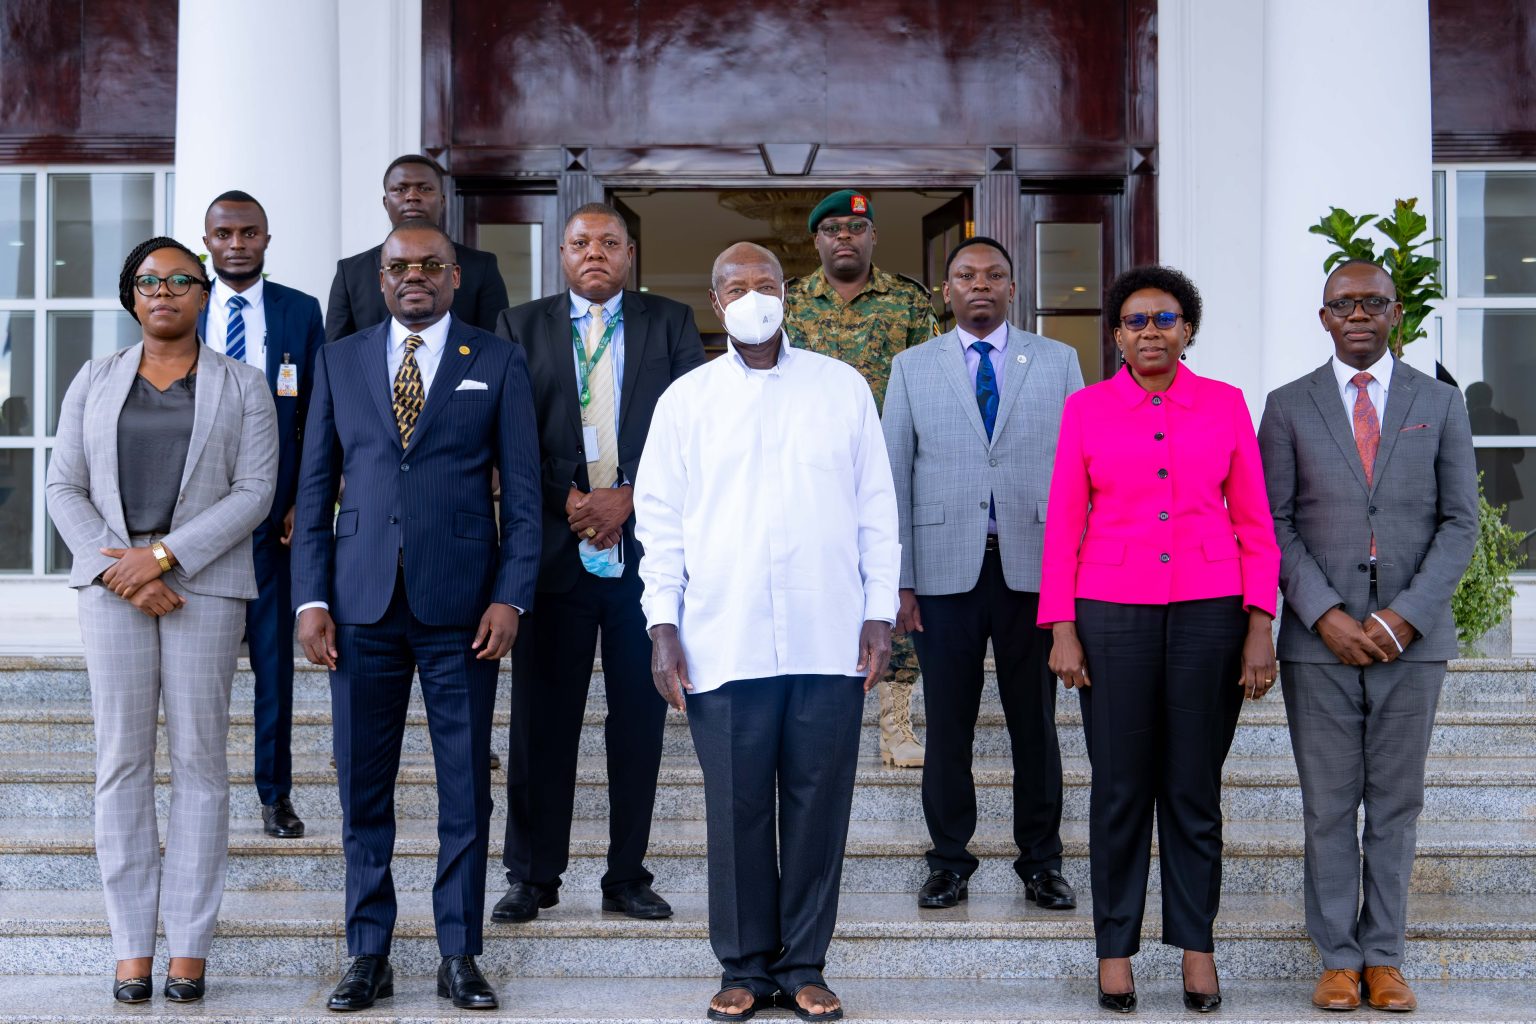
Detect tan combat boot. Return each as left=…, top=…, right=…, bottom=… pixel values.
left=879, top=676, right=925, bottom=767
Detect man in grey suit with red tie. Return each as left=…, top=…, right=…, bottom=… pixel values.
left=1258, top=259, right=1478, bottom=1013
left=292, top=222, right=540, bottom=1012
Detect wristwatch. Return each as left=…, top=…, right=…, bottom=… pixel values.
left=150, top=541, right=172, bottom=572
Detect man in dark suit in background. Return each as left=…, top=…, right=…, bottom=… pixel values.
left=199, top=190, right=324, bottom=840
left=1259, top=259, right=1478, bottom=1014
left=292, top=222, right=540, bottom=1012
left=490, top=202, right=706, bottom=925
left=325, top=154, right=509, bottom=342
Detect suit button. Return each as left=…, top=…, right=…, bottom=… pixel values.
left=1160, top=552, right=1170, bottom=563
left=1151, top=396, right=1163, bottom=406
left=979, top=501, right=989, bottom=509
left=1159, top=511, right=1169, bottom=521
left=1154, top=432, right=1164, bottom=441
left=388, top=515, right=397, bottom=524
left=1157, top=468, right=1168, bottom=479
left=989, top=459, right=998, bottom=467
left=1369, top=505, right=1378, bottom=515
left=401, top=463, right=410, bottom=472
left=1358, top=563, right=1369, bottom=572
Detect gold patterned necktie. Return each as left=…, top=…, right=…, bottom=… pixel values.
left=393, top=333, right=425, bottom=448
left=583, top=304, right=620, bottom=489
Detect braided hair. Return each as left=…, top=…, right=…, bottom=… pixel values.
left=118, top=236, right=210, bottom=322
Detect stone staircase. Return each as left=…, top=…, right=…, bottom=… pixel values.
left=0, top=653, right=1534, bottom=1022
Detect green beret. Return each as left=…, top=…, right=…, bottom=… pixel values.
left=807, top=190, right=873, bottom=232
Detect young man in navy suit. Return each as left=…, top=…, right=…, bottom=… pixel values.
left=292, top=222, right=541, bottom=1012
left=199, top=191, right=324, bottom=839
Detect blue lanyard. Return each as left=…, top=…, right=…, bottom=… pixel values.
left=571, top=308, right=621, bottom=408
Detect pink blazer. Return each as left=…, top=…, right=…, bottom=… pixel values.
left=1037, top=365, right=1280, bottom=624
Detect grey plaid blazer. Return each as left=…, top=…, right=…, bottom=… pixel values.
left=1257, top=358, right=1478, bottom=662
left=883, top=324, right=1083, bottom=595
left=46, top=342, right=278, bottom=596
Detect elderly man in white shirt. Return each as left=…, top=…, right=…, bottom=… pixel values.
left=635, top=242, right=900, bottom=1024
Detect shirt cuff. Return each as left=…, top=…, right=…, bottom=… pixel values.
left=295, top=601, right=329, bottom=615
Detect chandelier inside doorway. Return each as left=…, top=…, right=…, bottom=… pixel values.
left=716, top=191, right=821, bottom=279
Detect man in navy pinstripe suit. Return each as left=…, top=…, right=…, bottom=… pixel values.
left=292, top=222, right=541, bottom=1012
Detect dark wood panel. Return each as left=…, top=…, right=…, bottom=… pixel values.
left=1430, top=0, right=1536, bottom=159
left=0, top=0, right=82, bottom=132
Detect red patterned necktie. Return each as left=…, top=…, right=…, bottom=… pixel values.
left=1351, top=371, right=1380, bottom=486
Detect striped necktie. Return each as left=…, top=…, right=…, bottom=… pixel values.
left=393, top=334, right=426, bottom=448
left=225, top=294, right=248, bottom=363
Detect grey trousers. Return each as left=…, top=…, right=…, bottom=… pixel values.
left=79, top=574, right=244, bottom=960
left=1281, top=658, right=1443, bottom=969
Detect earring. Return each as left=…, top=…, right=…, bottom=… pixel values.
left=1180, top=352, right=1187, bottom=361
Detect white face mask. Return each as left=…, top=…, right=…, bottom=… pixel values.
left=722, top=289, right=784, bottom=347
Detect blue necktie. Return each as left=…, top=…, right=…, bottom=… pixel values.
left=225, top=294, right=248, bottom=363
left=972, top=340, right=998, bottom=440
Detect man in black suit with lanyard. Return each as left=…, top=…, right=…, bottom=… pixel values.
left=490, top=202, right=706, bottom=924
left=326, top=154, right=509, bottom=342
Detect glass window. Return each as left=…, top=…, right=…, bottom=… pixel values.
left=47, top=311, right=138, bottom=434
left=1457, top=309, right=1536, bottom=543
left=44, top=449, right=69, bottom=575
left=1456, top=171, right=1536, bottom=298
left=480, top=223, right=542, bottom=307
left=0, top=312, right=36, bottom=437
left=0, top=448, right=32, bottom=572
left=1038, top=315, right=1104, bottom=386
left=1036, top=223, right=1101, bottom=310
left=0, top=173, right=36, bottom=299
left=48, top=173, right=154, bottom=299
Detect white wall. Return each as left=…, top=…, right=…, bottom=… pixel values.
left=1160, top=0, right=1435, bottom=420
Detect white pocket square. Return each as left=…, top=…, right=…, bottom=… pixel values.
left=456, top=379, right=489, bottom=391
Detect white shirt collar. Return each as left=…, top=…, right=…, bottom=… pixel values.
left=957, top=321, right=1009, bottom=351
left=390, top=312, right=453, bottom=354
left=725, top=329, right=795, bottom=377
left=1331, top=349, right=1394, bottom=397
left=569, top=289, right=623, bottom=320
left=212, top=274, right=264, bottom=310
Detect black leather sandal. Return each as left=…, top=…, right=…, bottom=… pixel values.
left=783, top=984, right=844, bottom=1022
left=706, top=986, right=774, bottom=1022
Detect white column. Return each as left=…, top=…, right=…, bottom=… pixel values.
left=1257, top=0, right=1435, bottom=392
left=174, top=1, right=342, bottom=304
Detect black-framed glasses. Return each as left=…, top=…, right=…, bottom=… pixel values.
left=133, top=273, right=204, bottom=297
left=381, top=260, right=457, bottom=277
left=1119, top=311, right=1182, bottom=331
left=816, top=218, right=871, bottom=238
left=1324, top=295, right=1394, bottom=318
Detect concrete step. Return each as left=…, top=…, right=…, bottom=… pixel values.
left=3, top=752, right=1532, bottom=823
left=5, top=697, right=1535, bottom=759
left=3, top=656, right=1533, bottom=705
left=5, top=818, right=1532, bottom=897
left=0, top=976, right=1533, bottom=1023
left=0, top=976, right=1531, bottom=1023
left=4, top=890, right=1536, bottom=980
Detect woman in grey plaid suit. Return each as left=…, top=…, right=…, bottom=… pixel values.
left=45, top=237, right=277, bottom=1004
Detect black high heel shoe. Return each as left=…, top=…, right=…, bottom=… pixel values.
left=1097, top=962, right=1137, bottom=1013
left=1182, top=963, right=1222, bottom=1013
left=164, top=972, right=207, bottom=1003
left=113, top=976, right=152, bottom=1003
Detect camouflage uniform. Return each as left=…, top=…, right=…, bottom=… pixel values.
left=785, top=264, right=937, bottom=767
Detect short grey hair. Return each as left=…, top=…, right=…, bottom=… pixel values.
left=711, top=242, right=783, bottom=292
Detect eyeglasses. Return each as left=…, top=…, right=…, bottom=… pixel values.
left=1119, top=311, right=1182, bottom=331
left=1324, top=295, right=1394, bottom=318
left=381, top=260, right=457, bottom=277
left=133, top=273, right=204, bottom=297
left=816, top=218, right=871, bottom=238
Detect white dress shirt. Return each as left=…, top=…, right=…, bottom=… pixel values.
left=1331, top=350, right=1394, bottom=437
left=633, top=333, right=900, bottom=695
left=206, top=276, right=267, bottom=370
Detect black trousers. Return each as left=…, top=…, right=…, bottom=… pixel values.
left=1074, top=596, right=1247, bottom=958
left=332, top=570, right=498, bottom=956
left=247, top=518, right=295, bottom=805
left=913, top=548, right=1063, bottom=879
left=503, top=555, right=667, bottom=893
left=687, top=674, right=864, bottom=999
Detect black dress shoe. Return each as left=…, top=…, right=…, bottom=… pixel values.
left=327, top=955, right=393, bottom=1012
left=917, top=869, right=968, bottom=908
left=602, top=882, right=673, bottom=919
left=163, top=973, right=206, bottom=1003
left=491, top=880, right=558, bottom=922
left=438, top=954, right=498, bottom=1010
left=1024, top=868, right=1077, bottom=909
left=113, top=976, right=151, bottom=1003
left=1098, top=980, right=1137, bottom=1013
left=261, top=795, right=305, bottom=838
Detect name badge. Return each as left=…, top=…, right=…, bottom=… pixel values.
left=583, top=424, right=601, bottom=463
left=276, top=358, right=299, bottom=398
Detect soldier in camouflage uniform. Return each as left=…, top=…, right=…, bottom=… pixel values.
left=785, top=189, right=936, bottom=768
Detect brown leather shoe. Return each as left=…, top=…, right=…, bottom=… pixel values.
left=1363, top=966, right=1417, bottom=1012
left=1312, top=969, right=1362, bottom=1010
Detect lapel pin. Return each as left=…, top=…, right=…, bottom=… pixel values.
left=1017, top=354, right=1027, bottom=364
left=458, top=345, right=471, bottom=355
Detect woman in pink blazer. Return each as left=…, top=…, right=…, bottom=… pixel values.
left=1038, top=266, right=1280, bottom=1014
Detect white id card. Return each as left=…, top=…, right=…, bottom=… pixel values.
left=583, top=424, right=600, bottom=463
left=276, top=361, right=299, bottom=398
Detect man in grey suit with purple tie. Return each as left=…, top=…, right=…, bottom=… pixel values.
left=292, top=221, right=541, bottom=1012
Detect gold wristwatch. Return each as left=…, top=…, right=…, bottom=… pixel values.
left=150, top=541, right=172, bottom=572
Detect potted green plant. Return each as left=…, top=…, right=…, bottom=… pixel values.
left=1451, top=481, right=1529, bottom=657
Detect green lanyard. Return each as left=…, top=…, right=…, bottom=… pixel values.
left=571, top=307, right=622, bottom=408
